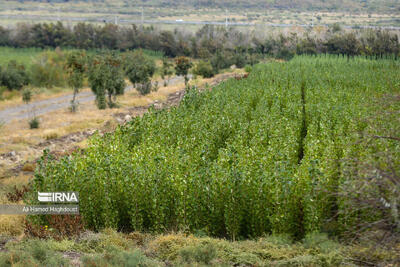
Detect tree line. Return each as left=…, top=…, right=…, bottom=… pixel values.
left=0, top=22, right=399, bottom=60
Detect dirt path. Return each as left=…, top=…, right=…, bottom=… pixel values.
left=0, top=76, right=185, bottom=124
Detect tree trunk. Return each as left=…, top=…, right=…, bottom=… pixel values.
left=108, top=91, right=113, bottom=108
left=71, top=87, right=78, bottom=112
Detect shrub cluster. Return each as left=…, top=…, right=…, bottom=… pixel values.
left=0, top=60, right=30, bottom=90
left=193, top=60, right=214, bottom=78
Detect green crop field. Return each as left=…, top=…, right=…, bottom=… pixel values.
left=0, top=47, right=44, bottom=67
left=28, top=55, right=400, bottom=240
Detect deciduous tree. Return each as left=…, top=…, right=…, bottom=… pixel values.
left=175, top=56, right=192, bottom=85
left=65, top=51, right=87, bottom=112
left=88, top=53, right=125, bottom=109
left=124, top=50, right=156, bottom=95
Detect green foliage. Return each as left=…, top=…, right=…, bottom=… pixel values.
left=22, top=88, right=32, bottom=104
left=153, top=81, right=159, bottom=93
left=0, top=47, right=43, bottom=67
left=2, top=231, right=397, bottom=267
left=29, top=117, right=39, bottom=129
left=192, top=60, right=215, bottom=78
left=0, top=86, right=4, bottom=100
left=0, top=239, right=69, bottom=267
left=28, top=56, right=400, bottom=241
left=82, top=247, right=162, bottom=267
left=74, top=229, right=134, bottom=253
left=30, top=50, right=67, bottom=88
left=210, top=51, right=233, bottom=73
left=178, top=244, right=217, bottom=265
left=124, top=50, right=156, bottom=95
left=175, top=56, right=192, bottom=84
left=232, top=53, right=246, bottom=68
left=302, top=233, right=340, bottom=254
left=276, top=47, right=295, bottom=60
left=0, top=60, right=30, bottom=90
left=161, top=58, right=174, bottom=86
left=65, top=50, right=87, bottom=112
left=330, top=23, right=342, bottom=33
left=244, top=65, right=253, bottom=73
left=88, top=53, right=125, bottom=109
left=136, top=81, right=152, bottom=96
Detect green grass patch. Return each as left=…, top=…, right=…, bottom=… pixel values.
left=0, top=47, right=44, bottom=67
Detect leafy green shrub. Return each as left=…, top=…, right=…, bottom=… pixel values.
left=192, top=60, right=215, bottom=78
left=161, top=58, right=174, bottom=87
left=245, top=54, right=261, bottom=66
left=302, top=233, right=340, bottom=254
left=210, top=51, right=234, bottom=73
left=22, top=88, right=31, bottom=104
left=30, top=51, right=67, bottom=88
left=232, top=53, right=246, bottom=68
left=179, top=243, right=217, bottom=265
left=276, top=47, right=295, bottom=60
left=81, top=246, right=162, bottom=267
left=244, top=65, right=252, bottom=73
left=0, top=61, right=30, bottom=90
left=273, top=255, right=316, bottom=266
left=0, top=85, right=5, bottom=100
left=74, top=229, right=133, bottom=253
left=29, top=117, right=39, bottom=129
left=136, top=81, right=152, bottom=96
left=262, top=234, right=293, bottom=246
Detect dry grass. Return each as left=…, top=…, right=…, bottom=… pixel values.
left=21, top=162, right=36, bottom=172
left=0, top=183, right=28, bottom=236
left=0, top=214, right=25, bottom=236
left=1, top=173, right=31, bottom=188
